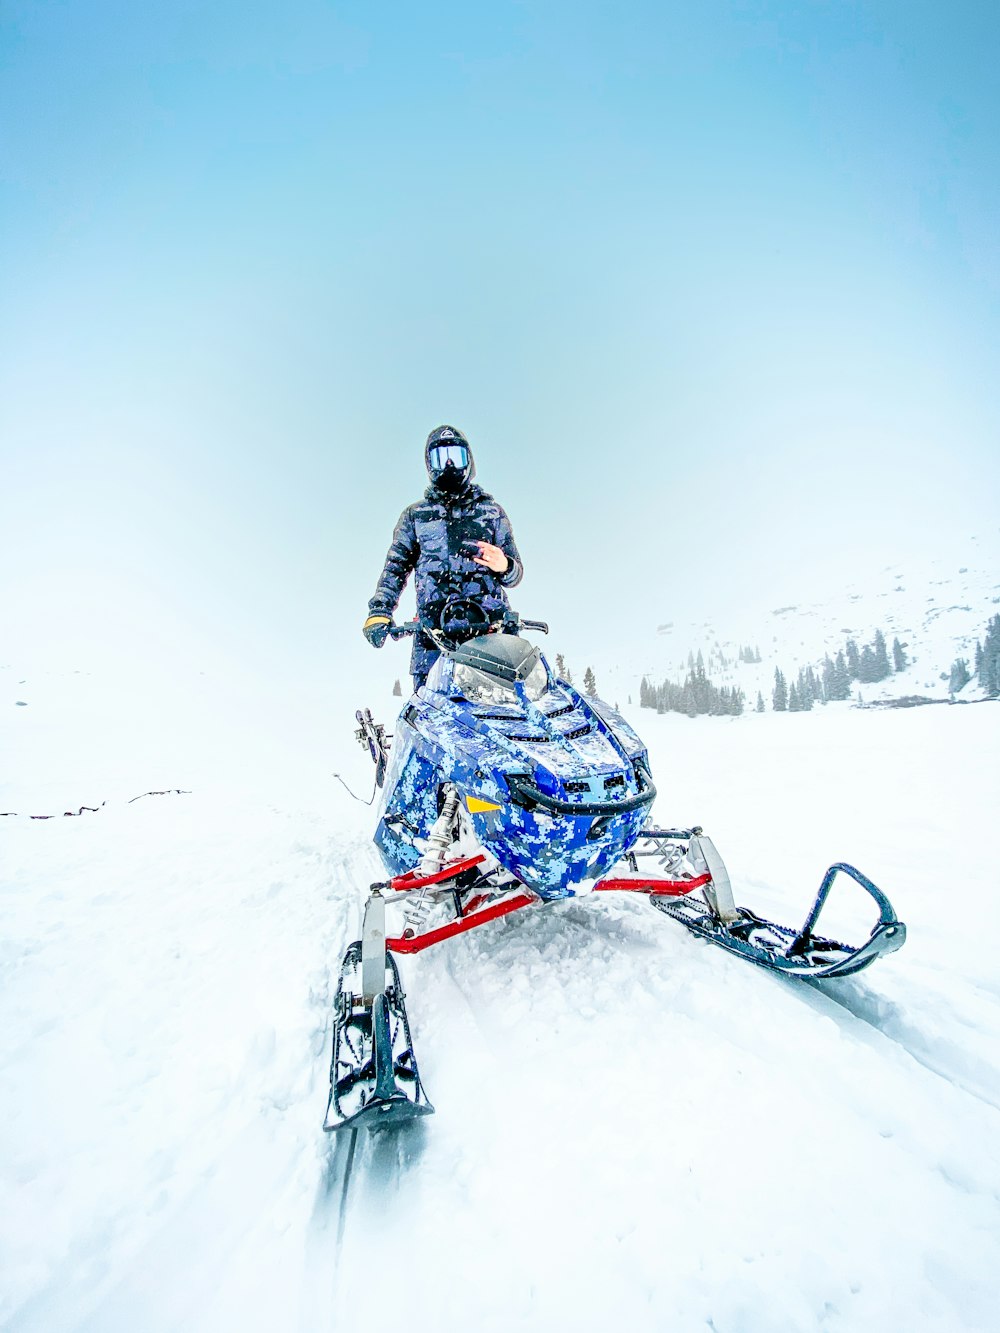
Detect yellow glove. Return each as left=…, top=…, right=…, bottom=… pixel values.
left=363, top=614, right=392, bottom=648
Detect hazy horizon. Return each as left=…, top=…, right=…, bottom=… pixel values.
left=3, top=2, right=998, bottom=694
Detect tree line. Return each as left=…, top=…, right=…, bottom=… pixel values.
left=772, top=628, right=907, bottom=709
left=950, top=613, right=1000, bottom=697
left=640, top=662, right=746, bottom=716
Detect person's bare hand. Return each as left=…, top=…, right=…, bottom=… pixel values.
left=472, top=541, right=509, bottom=573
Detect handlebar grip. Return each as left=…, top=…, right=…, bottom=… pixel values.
left=389, top=621, right=420, bottom=639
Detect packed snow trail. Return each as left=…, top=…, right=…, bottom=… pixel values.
left=3, top=665, right=1000, bottom=1331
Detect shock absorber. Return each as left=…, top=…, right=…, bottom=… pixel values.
left=419, top=786, right=460, bottom=874
left=403, top=787, right=461, bottom=934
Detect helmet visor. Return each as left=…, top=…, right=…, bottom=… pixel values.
left=428, top=443, right=469, bottom=473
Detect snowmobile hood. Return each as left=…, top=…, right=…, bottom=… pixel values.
left=374, top=659, right=655, bottom=897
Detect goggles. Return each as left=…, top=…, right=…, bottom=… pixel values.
left=428, top=443, right=469, bottom=473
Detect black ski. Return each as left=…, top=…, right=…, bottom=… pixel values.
left=323, top=941, right=433, bottom=1133
left=650, top=860, right=906, bottom=979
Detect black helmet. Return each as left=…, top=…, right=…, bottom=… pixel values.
left=426, top=425, right=475, bottom=494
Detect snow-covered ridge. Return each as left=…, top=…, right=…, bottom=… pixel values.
left=597, top=546, right=1000, bottom=708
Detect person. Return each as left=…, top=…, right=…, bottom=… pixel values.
left=363, top=425, right=523, bottom=690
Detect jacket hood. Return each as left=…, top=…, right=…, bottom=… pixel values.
left=425, top=424, right=476, bottom=493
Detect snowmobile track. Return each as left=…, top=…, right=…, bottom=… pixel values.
left=803, top=976, right=1000, bottom=1114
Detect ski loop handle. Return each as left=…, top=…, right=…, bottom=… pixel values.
left=786, top=862, right=899, bottom=958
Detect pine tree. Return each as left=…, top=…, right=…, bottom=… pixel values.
left=640, top=677, right=652, bottom=708
left=832, top=650, right=851, bottom=700
left=892, top=637, right=908, bottom=672
left=873, top=629, right=891, bottom=681
left=949, top=658, right=971, bottom=693
left=788, top=681, right=801, bottom=712
left=796, top=668, right=814, bottom=711
left=392, top=679, right=402, bottom=697
left=821, top=655, right=835, bottom=702
left=980, top=615, right=1000, bottom=698
left=583, top=666, right=597, bottom=696
left=756, top=691, right=765, bottom=713
left=772, top=668, right=787, bottom=712
left=846, top=639, right=861, bottom=681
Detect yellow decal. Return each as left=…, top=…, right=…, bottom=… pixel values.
left=466, top=795, right=502, bottom=814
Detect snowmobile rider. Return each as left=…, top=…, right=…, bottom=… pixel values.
left=363, top=425, right=524, bottom=690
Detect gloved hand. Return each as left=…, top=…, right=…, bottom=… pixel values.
left=363, top=614, right=392, bottom=648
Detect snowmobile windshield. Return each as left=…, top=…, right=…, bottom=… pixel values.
left=448, top=633, right=550, bottom=705
left=452, top=657, right=549, bottom=706
left=427, top=443, right=469, bottom=472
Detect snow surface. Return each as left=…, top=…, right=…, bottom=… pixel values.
left=3, top=661, right=1000, bottom=1332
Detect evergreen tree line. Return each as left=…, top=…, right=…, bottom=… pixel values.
left=771, top=665, right=825, bottom=712
left=843, top=628, right=901, bottom=683
left=640, top=664, right=745, bottom=716
left=772, top=628, right=908, bottom=710
left=953, top=613, right=1000, bottom=697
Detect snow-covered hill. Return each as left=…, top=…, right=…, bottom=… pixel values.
left=593, top=542, right=1000, bottom=709
left=3, top=656, right=1000, bottom=1332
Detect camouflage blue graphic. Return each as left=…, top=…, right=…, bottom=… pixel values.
left=374, top=637, right=654, bottom=898
left=368, top=481, right=523, bottom=680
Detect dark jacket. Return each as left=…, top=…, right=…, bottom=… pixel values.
left=369, top=481, right=523, bottom=678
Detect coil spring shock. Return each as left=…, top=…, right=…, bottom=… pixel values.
left=404, top=786, right=460, bottom=932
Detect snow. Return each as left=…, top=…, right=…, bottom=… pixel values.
left=3, top=661, right=1000, bottom=1332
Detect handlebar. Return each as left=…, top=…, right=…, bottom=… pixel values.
left=389, top=621, right=420, bottom=640
left=388, top=617, right=548, bottom=641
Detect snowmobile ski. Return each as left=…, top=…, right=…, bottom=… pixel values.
left=650, top=857, right=906, bottom=979
left=323, top=937, right=433, bottom=1133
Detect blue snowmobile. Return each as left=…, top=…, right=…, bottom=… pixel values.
left=324, top=612, right=905, bottom=1132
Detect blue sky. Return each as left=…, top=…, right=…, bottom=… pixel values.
left=2, top=1, right=998, bottom=688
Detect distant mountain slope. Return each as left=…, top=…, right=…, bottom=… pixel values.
left=594, top=542, right=1000, bottom=709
